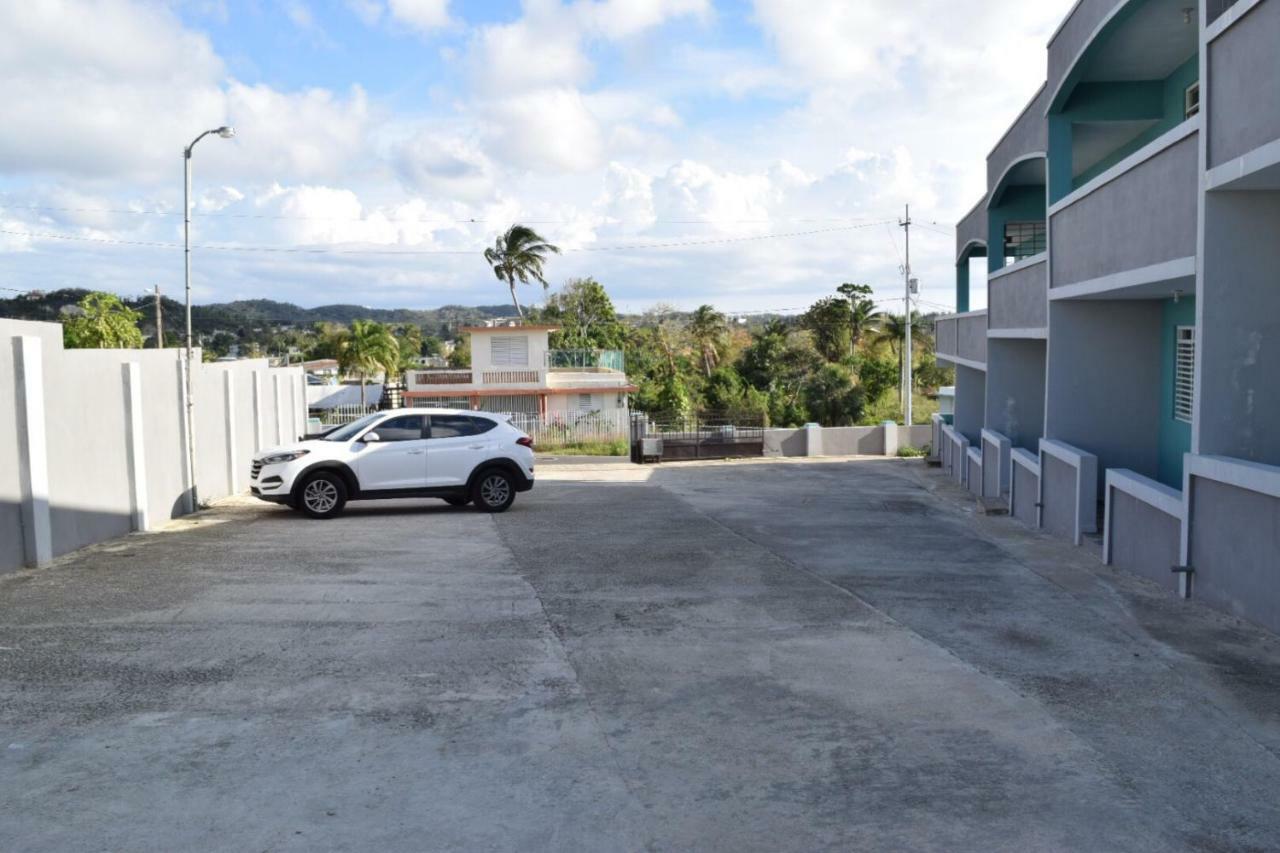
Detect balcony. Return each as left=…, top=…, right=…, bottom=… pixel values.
left=935, top=311, right=988, bottom=368
left=987, top=85, right=1050, bottom=195
left=1049, top=123, right=1198, bottom=293
left=1207, top=0, right=1280, bottom=174
left=412, top=370, right=474, bottom=387
left=988, top=255, right=1048, bottom=332
left=546, top=349, right=625, bottom=372
left=1047, top=0, right=1124, bottom=109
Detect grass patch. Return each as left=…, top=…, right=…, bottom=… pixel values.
left=537, top=438, right=630, bottom=456
left=896, top=446, right=928, bottom=458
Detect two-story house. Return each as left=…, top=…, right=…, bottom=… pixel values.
left=933, top=0, right=1280, bottom=634
left=403, top=324, right=635, bottom=421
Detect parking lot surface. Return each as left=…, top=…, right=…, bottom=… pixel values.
left=2, top=457, right=1279, bottom=851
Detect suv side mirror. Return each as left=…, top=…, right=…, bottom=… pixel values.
left=362, top=431, right=381, bottom=443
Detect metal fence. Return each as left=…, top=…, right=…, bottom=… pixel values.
left=630, top=411, right=765, bottom=462
left=507, top=410, right=630, bottom=448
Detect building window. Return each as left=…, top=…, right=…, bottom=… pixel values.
left=1174, top=326, right=1195, bottom=424
left=577, top=393, right=595, bottom=413
left=1003, top=221, right=1046, bottom=265
left=490, top=335, right=529, bottom=366
left=1185, top=82, right=1200, bottom=119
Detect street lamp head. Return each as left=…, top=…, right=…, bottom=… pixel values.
left=216, top=126, right=235, bottom=139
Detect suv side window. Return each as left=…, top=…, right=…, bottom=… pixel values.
left=367, top=415, right=426, bottom=442
left=430, top=415, right=496, bottom=438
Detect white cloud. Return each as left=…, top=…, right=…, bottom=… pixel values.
left=482, top=88, right=603, bottom=173
left=386, top=0, right=452, bottom=34
left=392, top=132, right=496, bottom=202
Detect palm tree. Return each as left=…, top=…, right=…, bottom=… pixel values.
left=337, top=319, right=401, bottom=407
left=872, top=312, right=926, bottom=406
left=837, top=282, right=883, bottom=349
left=687, top=304, right=728, bottom=377
left=483, top=225, right=561, bottom=319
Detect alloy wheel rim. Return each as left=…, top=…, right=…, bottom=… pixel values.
left=304, top=480, right=338, bottom=513
left=481, top=475, right=510, bottom=506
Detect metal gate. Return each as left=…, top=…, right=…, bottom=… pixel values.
left=630, top=411, right=765, bottom=463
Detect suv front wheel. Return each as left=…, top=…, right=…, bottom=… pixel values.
left=297, top=471, right=348, bottom=519
left=472, top=469, right=516, bottom=513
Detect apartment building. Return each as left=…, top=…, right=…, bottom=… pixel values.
left=934, top=0, right=1280, bottom=632
left=404, top=324, right=635, bottom=420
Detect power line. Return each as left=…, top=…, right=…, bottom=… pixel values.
left=0, top=202, right=894, bottom=227
left=0, top=221, right=896, bottom=256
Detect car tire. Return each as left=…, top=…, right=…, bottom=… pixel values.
left=297, top=471, right=348, bottom=519
left=471, top=469, right=516, bottom=513
left=444, top=496, right=470, bottom=507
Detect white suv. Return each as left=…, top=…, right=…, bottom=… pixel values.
left=249, top=408, right=535, bottom=518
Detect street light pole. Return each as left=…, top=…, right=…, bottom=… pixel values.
left=183, top=126, right=235, bottom=511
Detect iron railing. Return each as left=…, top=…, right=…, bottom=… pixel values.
left=630, top=410, right=765, bottom=462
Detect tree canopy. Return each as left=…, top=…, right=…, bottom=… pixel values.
left=482, top=225, right=561, bottom=319
left=62, top=292, right=144, bottom=349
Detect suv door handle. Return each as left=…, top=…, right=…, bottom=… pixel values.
left=467, top=444, right=485, bottom=450
left=408, top=449, right=426, bottom=455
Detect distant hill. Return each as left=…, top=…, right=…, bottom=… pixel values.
left=0, top=289, right=519, bottom=337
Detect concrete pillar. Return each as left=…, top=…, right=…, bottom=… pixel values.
left=224, top=371, right=238, bottom=494
left=14, top=337, right=52, bottom=566
left=177, top=356, right=195, bottom=514
left=252, top=370, right=264, bottom=453
left=122, top=362, right=149, bottom=532
left=882, top=421, right=900, bottom=457
left=273, top=373, right=284, bottom=446
left=804, top=423, right=823, bottom=457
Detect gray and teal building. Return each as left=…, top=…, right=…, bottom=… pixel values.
left=933, top=0, right=1280, bottom=633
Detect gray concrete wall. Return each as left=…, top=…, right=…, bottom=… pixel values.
left=764, top=429, right=805, bottom=457
left=956, top=199, right=988, bottom=259
left=935, top=317, right=958, bottom=360
left=957, top=314, right=988, bottom=364
left=953, top=365, right=987, bottom=445
left=1208, top=0, right=1280, bottom=168
left=1198, top=190, right=1280, bottom=466
left=1041, top=453, right=1078, bottom=541
left=988, top=261, right=1048, bottom=330
left=968, top=453, right=983, bottom=497
left=822, top=427, right=883, bottom=457
left=1012, top=463, right=1040, bottom=527
left=0, top=340, right=26, bottom=570
left=1045, top=300, right=1162, bottom=482
left=985, top=339, right=1047, bottom=451
left=0, top=321, right=304, bottom=573
left=762, top=425, right=929, bottom=458
left=1110, top=492, right=1181, bottom=592
left=42, top=351, right=135, bottom=558
left=1189, top=477, right=1280, bottom=633
left=1050, top=133, right=1198, bottom=288
left=987, top=86, right=1050, bottom=191
left=982, top=440, right=1003, bottom=499
left=1048, top=0, right=1120, bottom=107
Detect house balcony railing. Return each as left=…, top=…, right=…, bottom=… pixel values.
left=546, top=349, right=625, bottom=372
left=1206, top=0, right=1280, bottom=173
left=412, top=370, right=474, bottom=386
left=1049, top=121, right=1199, bottom=294
left=935, top=311, right=988, bottom=367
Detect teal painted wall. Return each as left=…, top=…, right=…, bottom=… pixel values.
left=955, top=262, right=970, bottom=313
left=988, top=185, right=1046, bottom=273
left=1072, top=57, right=1200, bottom=188
left=1158, top=296, right=1196, bottom=489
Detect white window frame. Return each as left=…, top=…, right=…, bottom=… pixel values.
left=1174, top=326, right=1195, bottom=424
left=577, top=393, right=595, bottom=414
left=1185, top=82, right=1200, bottom=119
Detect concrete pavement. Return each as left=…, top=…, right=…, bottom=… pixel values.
left=1, top=458, right=1278, bottom=851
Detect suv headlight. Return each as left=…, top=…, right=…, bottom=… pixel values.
left=260, top=450, right=310, bottom=465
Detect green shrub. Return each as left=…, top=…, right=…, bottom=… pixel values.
left=896, top=446, right=927, bottom=458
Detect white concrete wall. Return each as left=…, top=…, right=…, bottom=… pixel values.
left=0, top=319, right=304, bottom=572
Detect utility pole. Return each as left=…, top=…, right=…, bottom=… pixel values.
left=900, top=204, right=913, bottom=427
left=154, top=285, right=163, bottom=348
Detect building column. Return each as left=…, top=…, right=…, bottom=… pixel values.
left=956, top=262, right=971, bottom=314
left=14, top=337, right=52, bottom=566
left=224, top=371, right=238, bottom=494
left=122, top=362, right=149, bottom=531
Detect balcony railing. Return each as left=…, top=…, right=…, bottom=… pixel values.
left=935, top=311, right=988, bottom=366
left=988, top=256, right=1047, bottom=331
left=413, top=370, right=473, bottom=386
left=546, top=349, right=625, bottom=372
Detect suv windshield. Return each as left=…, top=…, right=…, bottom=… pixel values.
left=323, top=413, right=382, bottom=441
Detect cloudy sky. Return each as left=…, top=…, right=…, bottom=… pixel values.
left=0, top=0, right=1073, bottom=316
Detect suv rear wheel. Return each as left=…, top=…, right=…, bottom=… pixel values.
left=298, top=471, right=348, bottom=519
left=472, top=469, right=516, bottom=513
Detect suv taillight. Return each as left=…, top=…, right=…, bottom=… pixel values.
left=516, top=436, right=534, bottom=449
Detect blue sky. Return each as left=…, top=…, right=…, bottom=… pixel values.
left=0, top=0, right=1074, bottom=315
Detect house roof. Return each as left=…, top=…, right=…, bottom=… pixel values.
left=459, top=324, right=559, bottom=334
